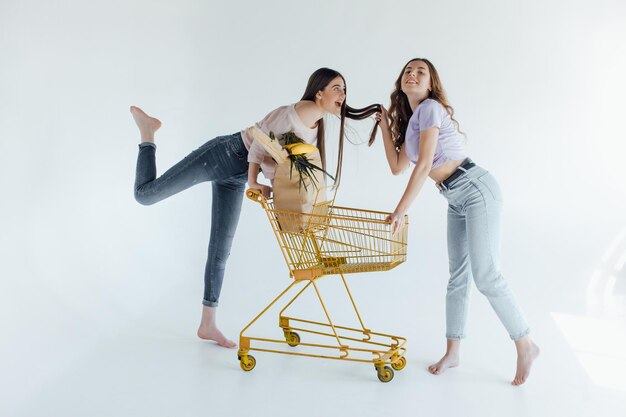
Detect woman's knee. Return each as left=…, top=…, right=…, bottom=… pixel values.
left=475, top=274, right=507, bottom=297
left=134, top=189, right=157, bottom=206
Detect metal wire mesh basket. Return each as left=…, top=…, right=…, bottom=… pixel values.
left=247, top=189, right=408, bottom=280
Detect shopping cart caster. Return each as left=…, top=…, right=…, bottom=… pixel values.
left=376, top=365, right=394, bottom=383
left=239, top=355, right=256, bottom=371
left=284, top=331, right=301, bottom=347
left=391, top=357, right=407, bottom=371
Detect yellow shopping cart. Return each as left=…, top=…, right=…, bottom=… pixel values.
left=238, top=188, right=409, bottom=382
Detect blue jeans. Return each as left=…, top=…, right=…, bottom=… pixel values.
left=439, top=163, right=530, bottom=340
left=134, top=133, right=249, bottom=307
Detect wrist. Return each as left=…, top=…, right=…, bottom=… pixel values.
left=394, top=206, right=407, bottom=216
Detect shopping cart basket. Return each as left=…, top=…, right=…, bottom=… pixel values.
left=237, top=188, right=409, bottom=382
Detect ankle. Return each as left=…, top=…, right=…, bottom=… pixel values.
left=445, top=339, right=461, bottom=356
left=445, top=350, right=460, bottom=358
left=514, top=336, right=534, bottom=352
left=199, top=305, right=218, bottom=329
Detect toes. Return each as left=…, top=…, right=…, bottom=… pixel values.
left=223, top=340, right=237, bottom=349
left=216, top=338, right=237, bottom=348
left=512, top=375, right=527, bottom=386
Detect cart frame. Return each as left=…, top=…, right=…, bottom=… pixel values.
left=238, top=188, right=409, bottom=382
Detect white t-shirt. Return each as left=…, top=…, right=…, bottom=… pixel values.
left=241, top=103, right=318, bottom=179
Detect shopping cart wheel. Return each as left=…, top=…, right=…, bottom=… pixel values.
left=377, top=366, right=394, bottom=383
left=240, top=355, right=256, bottom=372
left=391, top=357, right=407, bottom=371
left=285, top=331, right=301, bottom=347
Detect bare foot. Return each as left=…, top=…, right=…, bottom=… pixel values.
left=429, top=338, right=460, bottom=375
left=197, top=305, right=237, bottom=348
left=130, top=105, right=161, bottom=143
left=428, top=353, right=460, bottom=375
left=512, top=337, right=540, bottom=385
left=197, top=326, right=237, bottom=349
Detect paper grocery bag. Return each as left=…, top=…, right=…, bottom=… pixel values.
left=273, top=151, right=330, bottom=232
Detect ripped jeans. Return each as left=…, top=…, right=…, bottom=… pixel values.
left=134, top=132, right=249, bottom=307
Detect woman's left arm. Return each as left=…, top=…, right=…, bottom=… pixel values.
left=388, top=127, right=439, bottom=233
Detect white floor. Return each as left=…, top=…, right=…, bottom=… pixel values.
left=2, top=209, right=626, bottom=417
left=2, top=1, right=625, bottom=415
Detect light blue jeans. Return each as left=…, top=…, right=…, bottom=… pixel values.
left=439, top=163, right=530, bottom=340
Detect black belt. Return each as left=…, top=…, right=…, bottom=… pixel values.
left=440, top=158, right=475, bottom=189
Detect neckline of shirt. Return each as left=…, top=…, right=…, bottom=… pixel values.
left=290, top=102, right=319, bottom=132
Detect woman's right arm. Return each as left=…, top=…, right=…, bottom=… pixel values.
left=378, top=106, right=410, bottom=175
left=247, top=162, right=272, bottom=198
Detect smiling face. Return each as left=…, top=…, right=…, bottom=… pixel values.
left=315, top=76, right=346, bottom=116
left=400, top=60, right=431, bottom=99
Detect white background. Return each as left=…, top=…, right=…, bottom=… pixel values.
left=1, top=0, right=626, bottom=416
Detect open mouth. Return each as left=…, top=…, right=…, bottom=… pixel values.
left=335, top=101, right=343, bottom=108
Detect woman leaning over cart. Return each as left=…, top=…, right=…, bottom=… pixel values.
left=375, top=58, right=539, bottom=385
left=131, top=67, right=379, bottom=349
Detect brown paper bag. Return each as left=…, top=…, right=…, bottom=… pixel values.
left=273, top=151, right=330, bottom=232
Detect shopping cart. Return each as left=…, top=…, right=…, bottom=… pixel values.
left=237, top=188, right=409, bottom=382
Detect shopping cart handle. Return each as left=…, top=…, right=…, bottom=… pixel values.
left=246, top=188, right=265, bottom=203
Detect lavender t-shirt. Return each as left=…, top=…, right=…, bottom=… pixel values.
left=404, top=99, right=466, bottom=169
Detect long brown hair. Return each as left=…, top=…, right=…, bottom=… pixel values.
left=388, top=58, right=462, bottom=150
left=301, top=68, right=380, bottom=185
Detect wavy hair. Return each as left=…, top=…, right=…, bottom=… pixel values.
left=387, top=58, right=462, bottom=150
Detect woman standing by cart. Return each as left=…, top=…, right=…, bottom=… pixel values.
left=376, top=58, right=539, bottom=385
